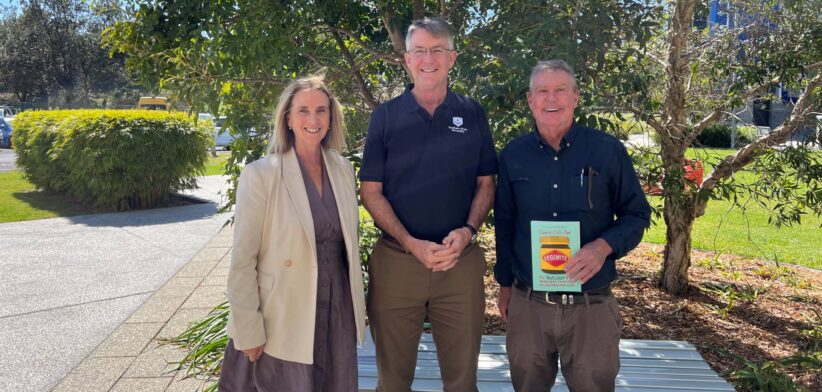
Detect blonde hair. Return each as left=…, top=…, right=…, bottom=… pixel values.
left=268, top=75, right=346, bottom=154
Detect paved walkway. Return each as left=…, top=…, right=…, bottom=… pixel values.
left=0, top=175, right=231, bottom=392
left=52, top=226, right=233, bottom=392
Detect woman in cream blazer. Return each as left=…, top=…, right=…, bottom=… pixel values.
left=219, top=76, right=366, bottom=392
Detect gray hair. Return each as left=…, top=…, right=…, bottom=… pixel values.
left=529, top=60, right=578, bottom=92
left=405, top=17, right=454, bottom=51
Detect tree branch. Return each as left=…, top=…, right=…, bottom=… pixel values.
left=661, top=0, right=697, bottom=150
left=327, top=27, right=403, bottom=65
left=380, top=6, right=412, bottom=80
left=413, top=0, right=425, bottom=20
left=685, top=76, right=780, bottom=147
left=330, top=29, right=379, bottom=110
left=694, top=71, right=822, bottom=215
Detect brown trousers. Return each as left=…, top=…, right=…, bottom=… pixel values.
left=367, top=238, right=487, bottom=392
left=506, top=287, right=622, bottom=392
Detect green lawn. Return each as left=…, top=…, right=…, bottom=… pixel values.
left=642, top=148, right=822, bottom=269
left=0, top=155, right=229, bottom=223
left=0, top=171, right=99, bottom=222
left=644, top=197, right=821, bottom=269
left=203, top=153, right=229, bottom=176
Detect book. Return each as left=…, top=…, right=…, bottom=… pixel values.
left=530, top=220, right=581, bottom=292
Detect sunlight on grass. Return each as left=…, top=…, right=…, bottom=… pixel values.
left=1, top=154, right=228, bottom=223
left=643, top=148, right=822, bottom=270
left=644, top=197, right=821, bottom=269
left=0, top=171, right=97, bottom=222
left=203, top=154, right=228, bottom=176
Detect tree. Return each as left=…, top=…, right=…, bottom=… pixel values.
left=599, top=0, right=821, bottom=294
left=0, top=0, right=133, bottom=107
left=103, top=0, right=659, bottom=208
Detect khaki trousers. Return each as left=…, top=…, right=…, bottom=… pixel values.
left=367, top=238, right=487, bottom=392
left=506, top=287, right=622, bottom=392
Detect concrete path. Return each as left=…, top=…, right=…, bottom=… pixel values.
left=0, top=148, right=15, bottom=172
left=0, top=175, right=231, bottom=392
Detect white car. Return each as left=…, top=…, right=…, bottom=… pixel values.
left=198, top=113, right=231, bottom=150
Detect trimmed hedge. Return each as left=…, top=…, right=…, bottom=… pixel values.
left=693, top=123, right=755, bottom=148
left=13, top=110, right=212, bottom=210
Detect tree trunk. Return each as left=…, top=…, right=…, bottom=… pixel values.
left=661, top=192, right=696, bottom=295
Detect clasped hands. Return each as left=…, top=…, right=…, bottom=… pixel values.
left=406, top=227, right=472, bottom=272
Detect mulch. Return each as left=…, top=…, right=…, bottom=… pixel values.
left=479, top=241, right=822, bottom=391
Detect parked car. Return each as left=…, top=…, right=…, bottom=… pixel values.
left=198, top=113, right=232, bottom=150
left=213, top=116, right=232, bottom=149
left=0, top=117, right=12, bottom=148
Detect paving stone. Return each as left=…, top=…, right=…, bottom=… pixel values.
left=52, top=357, right=133, bottom=392
left=123, top=343, right=186, bottom=378
left=158, top=308, right=213, bottom=339
left=206, top=235, right=233, bottom=248
left=180, top=286, right=226, bottom=309
left=153, top=277, right=204, bottom=298
left=191, top=247, right=230, bottom=262
left=167, top=371, right=214, bottom=392
left=127, top=295, right=189, bottom=323
left=174, top=260, right=219, bottom=277
left=93, top=323, right=164, bottom=357
left=201, top=276, right=227, bottom=286
left=216, top=258, right=231, bottom=269
left=208, top=266, right=231, bottom=278
left=110, top=377, right=172, bottom=392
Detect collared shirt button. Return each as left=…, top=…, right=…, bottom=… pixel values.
left=553, top=156, right=558, bottom=161
left=284, top=260, right=292, bottom=267
left=553, top=184, right=558, bottom=189
left=553, top=212, right=558, bottom=217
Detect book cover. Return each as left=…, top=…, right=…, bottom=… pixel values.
left=530, top=221, right=581, bottom=292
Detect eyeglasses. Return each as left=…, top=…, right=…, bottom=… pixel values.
left=408, top=47, right=453, bottom=57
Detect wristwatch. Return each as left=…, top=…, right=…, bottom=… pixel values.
left=462, top=223, right=478, bottom=244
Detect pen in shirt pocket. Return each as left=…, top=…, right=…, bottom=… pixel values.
left=584, top=166, right=600, bottom=209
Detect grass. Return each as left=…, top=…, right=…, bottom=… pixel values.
left=0, top=171, right=98, bottom=222
left=644, top=197, right=822, bottom=269
left=0, top=155, right=229, bottom=223
left=643, top=148, right=822, bottom=270
left=203, top=153, right=229, bottom=176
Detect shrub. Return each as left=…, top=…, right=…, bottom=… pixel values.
left=693, top=123, right=754, bottom=148
left=13, top=109, right=212, bottom=210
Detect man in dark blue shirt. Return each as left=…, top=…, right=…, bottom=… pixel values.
left=494, top=60, right=650, bottom=391
left=360, top=17, right=497, bottom=392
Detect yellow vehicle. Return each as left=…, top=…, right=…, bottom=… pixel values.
left=137, top=96, right=170, bottom=111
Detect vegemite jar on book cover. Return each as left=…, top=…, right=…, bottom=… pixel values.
left=530, top=221, right=581, bottom=292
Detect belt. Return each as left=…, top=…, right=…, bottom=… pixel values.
left=513, top=280, right=611, bottom=306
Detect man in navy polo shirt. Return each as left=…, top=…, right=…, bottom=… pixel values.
left=360, top=17, right=497, bottom=392
left=494, top=60, right=650, bottom=391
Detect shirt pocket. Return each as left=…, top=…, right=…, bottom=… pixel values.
left=566, top=170, right=607, bottom=212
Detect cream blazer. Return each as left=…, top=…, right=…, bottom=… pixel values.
left=226, top=148, right=365, bottom=364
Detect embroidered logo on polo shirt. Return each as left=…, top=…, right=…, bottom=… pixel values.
left=449, top=116, right=468, bottom=133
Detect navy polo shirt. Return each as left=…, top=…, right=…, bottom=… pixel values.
left=494, top=124, right=651, bottom=291
left=360, top=85, right=498, bottom=242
